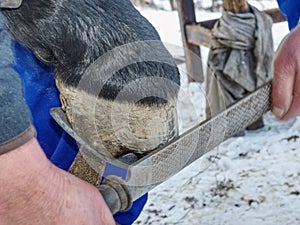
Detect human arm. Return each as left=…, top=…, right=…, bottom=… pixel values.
left=272, top=23, right=300, bottom=120
left=0, top=138, right=116, bottom=225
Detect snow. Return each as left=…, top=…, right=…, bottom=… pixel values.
left=132, top=2, right=300, bottom=225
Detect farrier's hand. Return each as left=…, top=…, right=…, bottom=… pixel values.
left=272, top=23, right=300, bottom=120
left=0, top=138, right=115, bottom=225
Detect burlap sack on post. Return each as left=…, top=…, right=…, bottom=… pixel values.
left=206, top=5, right=273, bottom=119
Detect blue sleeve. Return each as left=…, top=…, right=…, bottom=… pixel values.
left=13, top=41, right=70, bottom=159
left=277, top=0, right=300, bottom=30
left=13, top=41, right=147, bottom=225
left=114, top=194, right=148, bottom=225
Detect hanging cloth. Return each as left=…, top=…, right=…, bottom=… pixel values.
left=206, top=5, right=273, bottom=118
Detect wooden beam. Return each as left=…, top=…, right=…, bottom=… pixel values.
left=186, top=8, right=286, bottom=47
left=186, top=25, right=211, bottom=48
left=264, top=8, right=286, bottom=23
left=198, top=8, right=285, bottom=30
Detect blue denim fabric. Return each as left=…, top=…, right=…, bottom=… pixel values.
left=277, top=0, right=300, bottom=30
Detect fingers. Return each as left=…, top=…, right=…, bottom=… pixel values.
left=272, top=24, right=300, bottom=120
left=271, top=49, right=296, bottom=119
left=281, top=67, right=300, bottom=120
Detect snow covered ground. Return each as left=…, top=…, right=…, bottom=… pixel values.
left=132, top=2, right=300, bottom=225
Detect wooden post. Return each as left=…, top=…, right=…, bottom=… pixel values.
left=222, top=0, right=249, bottom=13
left=169, top=0, right=176, bottom=10
left=176, top=0, right=204, bottom=83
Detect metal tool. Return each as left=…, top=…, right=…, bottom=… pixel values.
left=51, top=82, right=271, bottom=214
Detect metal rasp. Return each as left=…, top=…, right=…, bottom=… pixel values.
left=50, top=82, right=271, bottom=213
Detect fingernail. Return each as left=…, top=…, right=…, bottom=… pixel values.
left=272, top=106, right=285, bottom=119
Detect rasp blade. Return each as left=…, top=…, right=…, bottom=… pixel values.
left=125, top=82, right=271, bottom=199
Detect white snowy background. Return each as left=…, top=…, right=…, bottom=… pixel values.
left=129, top=1, right=300, bottom=224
